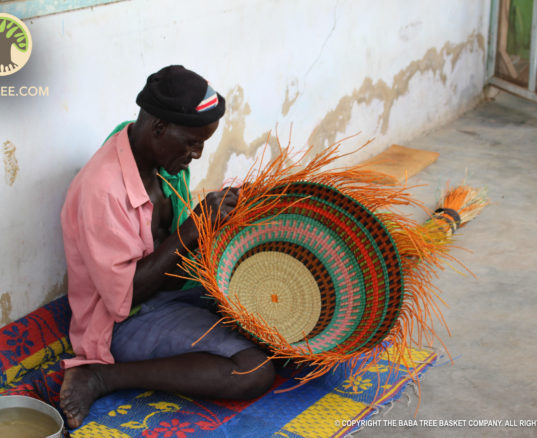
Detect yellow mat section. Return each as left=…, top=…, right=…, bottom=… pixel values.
left=280, top=393, right=367, bottom=438
left=71, top=422, right=133, bottom=437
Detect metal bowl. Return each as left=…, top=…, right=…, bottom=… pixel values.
left=0, top=395, right=64, bottom=438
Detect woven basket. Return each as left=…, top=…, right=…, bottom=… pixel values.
left=212, top=181, right=404, bottom=355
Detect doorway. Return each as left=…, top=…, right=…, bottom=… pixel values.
left=487, top=0, right=537, bottom=102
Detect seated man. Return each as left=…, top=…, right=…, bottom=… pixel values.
left=59, top=65, right=275, bottom=429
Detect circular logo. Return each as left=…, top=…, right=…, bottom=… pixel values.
left=0, top=13, right=32, bottom=76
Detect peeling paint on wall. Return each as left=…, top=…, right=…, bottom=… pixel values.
left=1, top=292, right=13, bottom=326
left=0, top=276, right=66, bottom=327
left=399, top=21, right=423, bottom=42
left=282, top=78, right=300, bottom=116
left=307, top=32, right=485, bottom=155
left=450, top=33, right=485, bottom=69
left=195, top=85, right=279, bottom=191
left=198, top=32, right=484, bottom=191
left=2, top=140, right=19, bottom=186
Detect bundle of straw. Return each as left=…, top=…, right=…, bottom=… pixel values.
left=423, top=184, right=489, bottom=244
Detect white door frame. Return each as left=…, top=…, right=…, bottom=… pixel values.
left=487, top=0, right=537, bottom=102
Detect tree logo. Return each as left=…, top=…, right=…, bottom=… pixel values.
left=0, top=13, right=32, bottom=76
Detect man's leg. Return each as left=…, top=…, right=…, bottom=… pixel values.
left=60, top=346, right=274, bottom=429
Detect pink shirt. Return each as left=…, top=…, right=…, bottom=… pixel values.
left=61, top=125, right=154, bottom=368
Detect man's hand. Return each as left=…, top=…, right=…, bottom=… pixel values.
left=196, top=187, right=240, bottom=224
left=133, top=187, right=240, bottom=304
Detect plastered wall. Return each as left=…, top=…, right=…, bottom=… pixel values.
left=0, top=0, right=490, bottom=324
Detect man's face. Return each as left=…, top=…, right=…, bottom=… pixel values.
left=153, top=120, right=219, bottom=174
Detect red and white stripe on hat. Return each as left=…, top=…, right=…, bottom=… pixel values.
left=196, top=84, right=219, bottom=112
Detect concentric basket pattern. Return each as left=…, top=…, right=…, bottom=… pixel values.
left=213, top=182, right=404, bottom=356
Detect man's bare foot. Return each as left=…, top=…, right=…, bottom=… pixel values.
left=60, top=365, right=107, bottom=429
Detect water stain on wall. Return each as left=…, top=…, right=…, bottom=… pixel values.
left=281, top=78, right=300, bottom=117
left=0, top=276, right=66, bottom=325
left=199, top=32, right=484, bottom=190
left=1, top=292, right=13, bottom=325
left=2, top=140, right=19, bottom=186
left=307, top=32, right=485, bottom=155
left=40, top=273, right=67, bottom=307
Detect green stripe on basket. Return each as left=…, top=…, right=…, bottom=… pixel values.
left=212, top=180, right=405, bottom=354
left=281, top=191, right=395, bottom=349
left=217, top=213, right=366, bottom=353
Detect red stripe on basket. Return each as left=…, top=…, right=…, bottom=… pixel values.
left=275, top=201, right=381, bottom=347
left=221, top=222, right=358, bottom=349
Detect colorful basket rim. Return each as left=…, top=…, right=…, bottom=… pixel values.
left=213, top=181, right=405, bottom=355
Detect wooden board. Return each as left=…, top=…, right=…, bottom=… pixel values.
left=358, top=144, right=439, bottom=185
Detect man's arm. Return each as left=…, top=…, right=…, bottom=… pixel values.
left=131, top=187, right=240, bottom=306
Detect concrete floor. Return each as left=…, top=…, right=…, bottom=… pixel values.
left=354, top=91, right=537, bottom=438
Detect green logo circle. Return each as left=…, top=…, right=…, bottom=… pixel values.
left=0, top=13, right=32, bottom=76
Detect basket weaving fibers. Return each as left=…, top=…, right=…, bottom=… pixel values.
left=214, top=181, right=404, bottom=355
left=167, top=141, right=459, bottom=387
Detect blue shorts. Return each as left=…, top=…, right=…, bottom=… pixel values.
left=110, top=286, right=255, bottom=362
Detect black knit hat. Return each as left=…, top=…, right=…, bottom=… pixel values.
left=136, top=65, right=226, bottom=127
